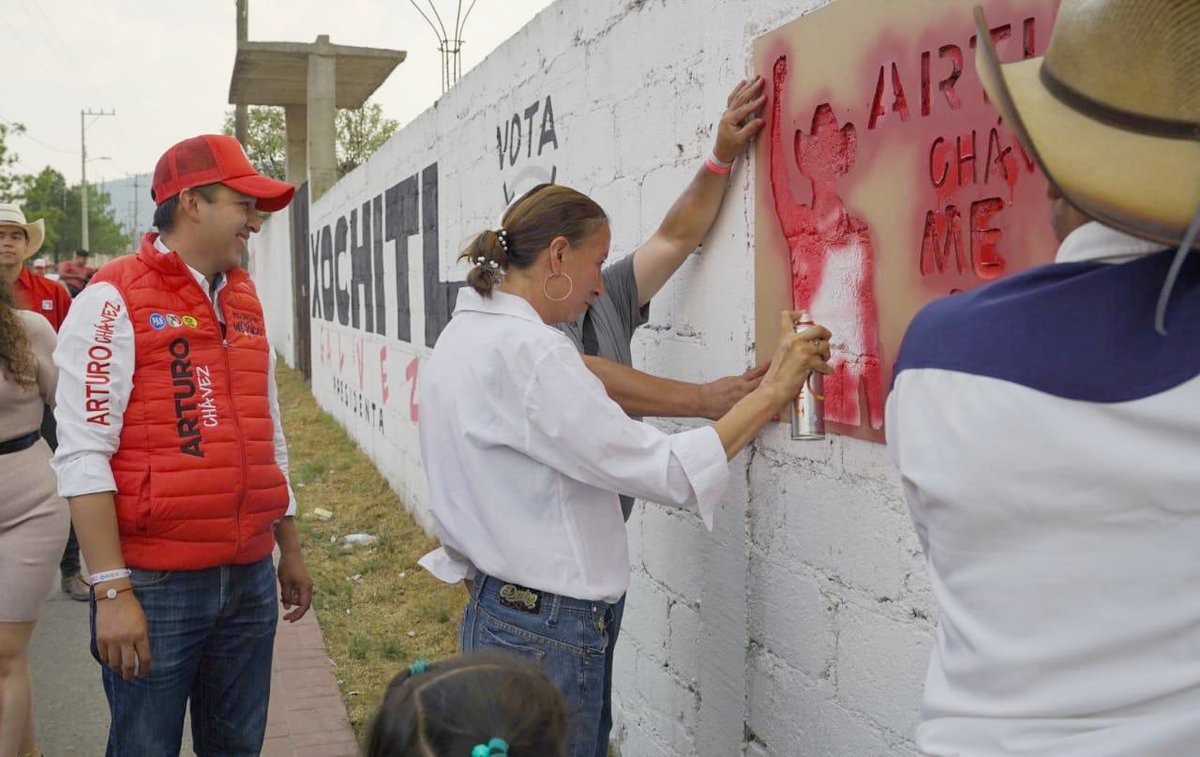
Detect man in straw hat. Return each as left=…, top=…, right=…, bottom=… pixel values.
left=886, top=1, right=1199, bottom=754
left=0, top=204, right=72, bottom=332
left=51, top=134, right=313, bottom=755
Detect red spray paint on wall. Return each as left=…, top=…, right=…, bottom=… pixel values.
left=769, top=55, right=885, bottom=431
left=380, top=346, right=390, bottom=405
left=756, top=2, right=1060, bottom=442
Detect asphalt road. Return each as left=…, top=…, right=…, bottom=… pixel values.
left=28, top=584, right=196, bottom=756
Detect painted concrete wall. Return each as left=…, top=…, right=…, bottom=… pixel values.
left=250, top=202, right=295, bottom=369
left=253, top=1, right=936, bottom=754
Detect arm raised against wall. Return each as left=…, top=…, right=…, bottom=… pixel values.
left=631, top=77, right=767, bottom=308
left=583, top=354, right=769, bottom=420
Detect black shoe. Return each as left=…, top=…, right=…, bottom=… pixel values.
left=61, top=573, right=90, bottom=602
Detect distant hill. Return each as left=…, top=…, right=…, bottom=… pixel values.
left=96, top=172, right=155, bottom=244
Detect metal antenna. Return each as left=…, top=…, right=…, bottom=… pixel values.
left=408, top=0, right=478, bottom=92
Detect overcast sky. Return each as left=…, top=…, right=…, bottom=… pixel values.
left=0, top=0, right=554, bottom=186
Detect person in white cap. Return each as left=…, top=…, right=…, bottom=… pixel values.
left=51, top=134, right=313, bottom=755
left=887, top=1, right=1200, bottom=755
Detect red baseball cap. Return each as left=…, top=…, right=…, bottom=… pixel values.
left=151, top=134, right=295, bottom=212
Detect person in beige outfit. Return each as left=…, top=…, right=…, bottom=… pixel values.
left=0, top=218, right=69, bottom=757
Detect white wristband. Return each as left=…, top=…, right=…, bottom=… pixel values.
left=89, top=568, right=131, bottom=585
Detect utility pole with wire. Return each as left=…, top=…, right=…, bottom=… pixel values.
left=235, top=0, right=249, bottom=144
left=409, top=0, right=478, bottom=93
left=127, top=172, right=142, bottom=249
left=80, top=108, right=115, bottom=250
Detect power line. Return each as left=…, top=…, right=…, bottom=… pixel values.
left=15, top=1, right=139, bottom=172
left=0, top=116, right=75, bottom=154
left=20, top=132, right=74, bottom=154
left=18, top=0, right=97, bottom=96
left=0, top=13, right=80, bottom=97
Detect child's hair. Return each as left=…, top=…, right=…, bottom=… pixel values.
left=365, top=654, right=570, bottom=757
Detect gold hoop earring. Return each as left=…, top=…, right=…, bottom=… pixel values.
left=543, top=271, right=574, bottom=302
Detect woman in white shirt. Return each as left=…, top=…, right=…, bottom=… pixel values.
left=418, top=184, right=830, bottom=757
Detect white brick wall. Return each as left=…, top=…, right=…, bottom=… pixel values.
left=249, top=203, right=294, bottom=368
left=251, top=0, right=938, bottom=753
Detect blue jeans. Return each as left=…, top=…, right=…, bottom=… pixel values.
left=596, top=593, right=625, bottom=757
left=89, top=556, right=278, bottom=757
left=461, top=573, right=617, bottom=757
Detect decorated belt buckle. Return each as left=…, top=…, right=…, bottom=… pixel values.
left=499, top=583, right=542, bottom=614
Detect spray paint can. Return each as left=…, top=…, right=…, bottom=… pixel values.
left=790, top=312, right=825, bottom=441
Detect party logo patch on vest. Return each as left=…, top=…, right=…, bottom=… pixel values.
left=149, top=313, right=167, bottom=330
left=168, top=337, right=204, bottom=458
left=182, top=315, right=199, bottom=328
left=166, top=314, right=182, bottom=328
left=230, top=312, right=265, bottom=338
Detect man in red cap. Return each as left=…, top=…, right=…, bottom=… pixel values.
left=51, top=134, right=312, bottom=755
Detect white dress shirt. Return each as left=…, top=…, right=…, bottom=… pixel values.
left=418, top=288, right=729, bottom=603
left=51, top=237, right=297, bottom=516
left=887, top=223, right=1200, bottom=756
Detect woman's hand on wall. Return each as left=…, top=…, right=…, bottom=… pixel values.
left=714, top=76, right=768, bottom=164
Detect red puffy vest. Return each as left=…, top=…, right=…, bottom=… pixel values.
left=90, top=234, right=288, bottom=570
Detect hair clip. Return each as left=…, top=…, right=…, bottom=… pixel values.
left=408, top=659, right=428, bottom=676
left=471, top=738, right=509, bottom=757
left=472, top=256, right=501, bottom=270
left=496, top=228, right=510, bottom=252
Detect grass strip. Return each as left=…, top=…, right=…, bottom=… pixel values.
left=277, top=361, right=464, bottom=738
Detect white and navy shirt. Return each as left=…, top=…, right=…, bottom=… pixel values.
left=418, top=287, right=729, bottom=603
left=887, top=222, right=1200, bottom=756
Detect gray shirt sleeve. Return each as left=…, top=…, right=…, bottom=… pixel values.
left=557, top=253, right=649, bottom=366
left=602, top=252, right=650, bottom=343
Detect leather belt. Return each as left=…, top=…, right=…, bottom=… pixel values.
left=0, top=430, right=39, bottom=455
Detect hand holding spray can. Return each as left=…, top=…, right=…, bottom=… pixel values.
left=790, top=312, right=825, bottom=440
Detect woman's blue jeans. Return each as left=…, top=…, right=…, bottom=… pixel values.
left=461, top=573, right=619, bottom=757
left=89, top=556, right=278, bottom=756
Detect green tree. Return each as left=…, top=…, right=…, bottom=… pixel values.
left=336, top=102, right=398, bottom=175
left=0, top=121, right=28, bottom=201
left=17, top=168, right=69, bottom=253
left=222, top=101, right=398, bottom=181
left=19, top=167, right=128, bottom=260
left=222, top=106, right=287, bottom=180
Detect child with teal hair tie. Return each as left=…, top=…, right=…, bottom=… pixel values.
left=365, top=654, right=567, bottom=756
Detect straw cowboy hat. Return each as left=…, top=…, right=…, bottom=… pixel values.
left=973, top=0, right=1199, bottom=248
left=0, top=203, right=45, bottom=259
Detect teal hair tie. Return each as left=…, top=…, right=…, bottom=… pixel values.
left=471, top=737, right=509, bottom=757
left=408, top=659, right=428, bottom=676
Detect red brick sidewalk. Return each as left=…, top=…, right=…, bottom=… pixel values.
left=261, top=602, right=359, bottom=756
